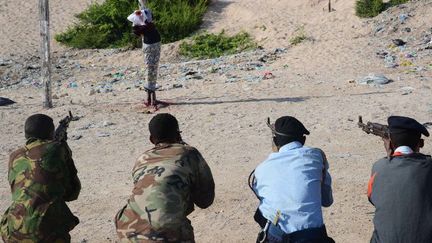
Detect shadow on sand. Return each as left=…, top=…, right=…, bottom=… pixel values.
left=172, top=96, right=308, bottom=106
left=201, top=0, right=233, bottom=30
left=166, top=90, right=395, bottom=106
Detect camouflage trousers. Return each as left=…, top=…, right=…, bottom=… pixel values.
left=1, top=233, right=71, bottom=243
left=115, top=206, right=195, bottom=243
left=120, top=235, right=194, bottom=243
left=143, top=42, right=161, bottom=91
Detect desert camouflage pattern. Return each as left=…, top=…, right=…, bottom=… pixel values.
left=115, top=143, right=215, bottom=243
left=0, top=138, right=80, bottom=243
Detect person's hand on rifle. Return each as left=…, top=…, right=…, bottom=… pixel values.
left=382, top=137, right=393, bottom=158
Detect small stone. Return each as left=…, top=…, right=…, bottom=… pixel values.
left=384, top=55, right=397, bottom=68
left=421, top=36, right=431, bottom=45
left=402, top=27, right=411, bottom=33
left=400, top=86, right=414, bottom=95
left=399, top=14, right=409, bottom=23
left=88, top=88, right=96, bottom=96
left=392, top=39, right=406, bottom=46
left=71, top=135, right=83, bottom=140
left=96, top=132, right=110, bottom=137
left=263, top=71, right=274, bottom=80
left=225, top=78, right=238, bottom=83
left=79, top=124, right=95, bottom=130
left=374, top=25, right=384, bottom=34
left=274, top=48, right=287, bottom=54
left=356, top=74, right=390, bottom=86
left=102, top=121, right=115, bottom=127
left=52, top=94, right=59, bottom=99
left=0, top=59, right=13, bottom=66
left=26, top=64, right=40, bottom=70
left=376, top=50, right=388, bottom=59
left=187, top=74, right=203, bottom=80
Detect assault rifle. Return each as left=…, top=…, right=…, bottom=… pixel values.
left=358, top=116, right=432, bottom=138
left=358, top=116, right=389, bottom=139
left=54, top=111, right=76, bottom=142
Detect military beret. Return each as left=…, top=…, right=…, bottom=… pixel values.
left=388, top=116, right=429, bottom=137
left=270, top=116, right=310, bottom=137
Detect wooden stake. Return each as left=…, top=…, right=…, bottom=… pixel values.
left=39, top=0, right=52, bottom=108
left=328, top=0, right=331, bottom=12
left=138, top=0, right=146, bottom=9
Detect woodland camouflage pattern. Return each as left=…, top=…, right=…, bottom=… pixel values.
left=115, top=143, right=215, bottom=243
left=0, top=138, right=80, bottom=243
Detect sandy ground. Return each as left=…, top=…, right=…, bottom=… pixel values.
left=1, top=0, right=432, bottom=242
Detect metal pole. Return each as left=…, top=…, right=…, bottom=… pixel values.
left=39, top=0, right=53, bottom=108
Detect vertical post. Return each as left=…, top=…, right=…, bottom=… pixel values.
left=138, top=0, right=146, bottom=9
left=39, top=0, right=52, bottom=108
left=328, top=0, right=332, bottom=12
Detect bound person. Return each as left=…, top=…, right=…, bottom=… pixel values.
left=128, top=0, right=162, bottom=108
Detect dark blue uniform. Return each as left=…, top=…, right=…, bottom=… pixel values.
left=369, top=154, right=432, bottom=243
left=367, top=116, right=431, bottom=243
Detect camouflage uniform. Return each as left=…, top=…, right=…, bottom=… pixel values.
left=0, top=138, right=81, bottom=243
left=115, top=143, right=215, bottom=243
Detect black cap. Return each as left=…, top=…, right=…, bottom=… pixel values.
left=148, top=113, right=180, bottom=140
left=269, top=116, right=310, bottom=137
left=388, top=116, right=429, bottom=137
left=24, top=114, right=54, bottom=140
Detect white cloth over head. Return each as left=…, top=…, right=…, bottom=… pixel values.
left=127, top=9, right=153, bottom=26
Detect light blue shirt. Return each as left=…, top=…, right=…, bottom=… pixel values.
left=253, top=141, right=333, bottom=234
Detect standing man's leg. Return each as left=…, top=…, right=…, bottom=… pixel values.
left=143, top=42, right=161, bottom=107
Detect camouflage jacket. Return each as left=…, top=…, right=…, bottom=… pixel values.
left=115, top=143, right=215, bottom=242
left=0, top=138, right=81, bottom=242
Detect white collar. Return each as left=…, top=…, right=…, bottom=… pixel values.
left=394, top=146, right=414, bottom=155
left=279, top=141, right=303, bottom=152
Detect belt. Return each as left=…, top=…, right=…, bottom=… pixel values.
left=268, top=224, right=330, bottom=243
left=287, top=225, right=329, bottom=242
left=255, top=209, right=331, bottom=243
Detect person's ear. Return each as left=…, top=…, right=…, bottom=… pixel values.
left=273, top=137, right=278, bottom=146
left=272, top=137, right=279, bottom=152
left=176, top=132, right=183, bottom=142
left=150, top=135, right=155, bottom=145
left=419, top=139, right=424, bottom=149
left=300, top=136, right=306, bottom=145
left=49, top=129, right=55, bottom=140
left=389, top=138, right=395, bottom=150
